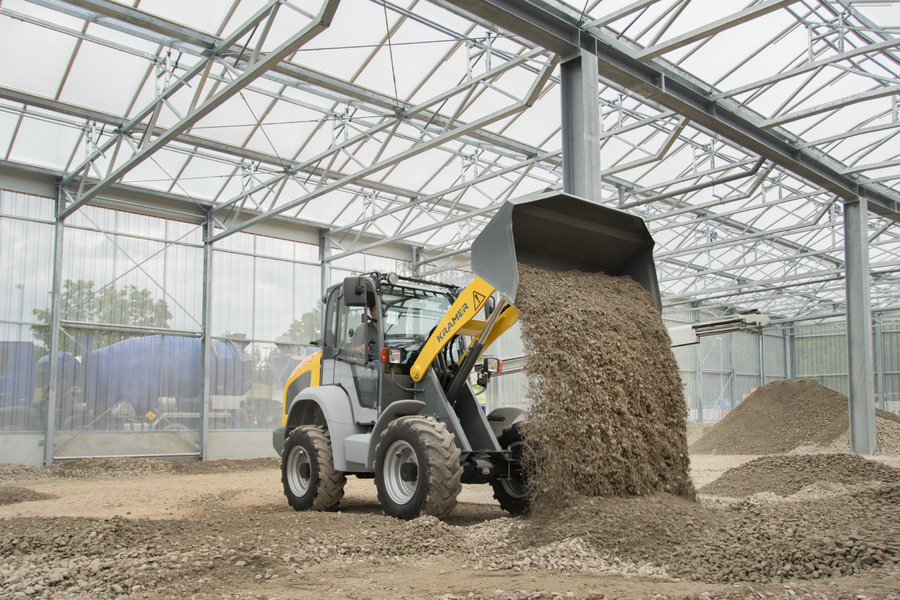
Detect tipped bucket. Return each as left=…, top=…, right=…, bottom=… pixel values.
left=471, top=191, right=661, bottom=310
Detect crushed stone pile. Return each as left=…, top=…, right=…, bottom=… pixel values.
left=689, top=379, right=900, bottom=456
left=515, top=264, right=694, bottom=505
left=0, top=457, right=280, bottom=484
left=700, top=454, right=900, bottom=499
left=507, top=454, right=900, bottom=585
left=0, top=487, right=58, bottom=506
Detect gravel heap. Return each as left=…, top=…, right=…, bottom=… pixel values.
left=700, top=454, right=900, bottom=499
left=0, top=457, right=279, bottom=484
left=515, top=264, right=694, bottom=506
left=0, top=487, right=58, bottom=506
left=689, top=378, right=900, bottom=456
left=2, top=455, right=900, bottom=597
left=501, top=454, right=900, bottom=586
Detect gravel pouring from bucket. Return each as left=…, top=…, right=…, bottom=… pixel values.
left=471, top=191, right=661, bottom=310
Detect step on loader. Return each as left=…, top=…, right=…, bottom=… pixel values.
left=272, top=190, right=661, bottom=519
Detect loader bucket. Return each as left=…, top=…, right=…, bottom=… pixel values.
left=471, top=191, right=661, bottom=310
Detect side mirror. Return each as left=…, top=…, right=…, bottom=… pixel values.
left=343, top=277, right=367, bottom=307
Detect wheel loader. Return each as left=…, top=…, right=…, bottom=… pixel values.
left=272, top=190, right=661, bottom=519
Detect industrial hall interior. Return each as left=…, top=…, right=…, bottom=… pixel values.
left=0, top=0, right=899, bottom=467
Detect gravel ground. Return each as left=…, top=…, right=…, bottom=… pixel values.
left=2, top=454, right=900, bottom=599
left=0, top=458, right=280, bottom=485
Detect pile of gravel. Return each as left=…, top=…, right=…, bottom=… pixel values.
left=668, top=484, right=900, bottom=584
left=689, top=378, right=900, bottom=456
left=0, top=457, right=280, bottom=484
left=0, top=463, right=53, bottom=484
left=0, top=487, right=58, bottom=506
left=700, top=454, right=900, bottom=499
left=515, top=264, right=694, bottom=506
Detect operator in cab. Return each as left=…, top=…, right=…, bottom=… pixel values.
left=349, top=303, right=379, bottom=361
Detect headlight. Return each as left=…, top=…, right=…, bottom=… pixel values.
left=387, top=272, right=399, bottom=284
left=381, top=348, right=403, bottom=364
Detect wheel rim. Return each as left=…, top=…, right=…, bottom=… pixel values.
left=502, top=440, right=531, bottom=499
left=384, top=439, right=418, bottom=505
left=286, top=444, right=311, bottom=496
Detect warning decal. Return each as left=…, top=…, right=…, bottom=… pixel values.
left=473, top=290, right=486, bottom=308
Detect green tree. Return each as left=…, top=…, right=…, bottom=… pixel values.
left=32, top=279, right=173, bottom=352
left=281, top=302, right=322, bottom=345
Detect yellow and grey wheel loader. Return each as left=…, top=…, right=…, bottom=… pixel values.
left=272, top=191, right=661, bottom=519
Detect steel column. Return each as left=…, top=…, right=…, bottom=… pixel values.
left=43, top=187, right=65, bottom=466
left=844, top=197, right=877, bottom=454
left=560, top=47, right=601, bottom=200
left=410, top=245, right=421, bottom=277
left=785, top=324, right=794, bottom=380
left=694, top=308, right=703, bottom=423
left=319, top=229, right=331, bottom=299
left=759, top=330, right=766, bottom=386
left=729, top=331, right=737, bottom=411
left=875, top=316, right=885, bottom=410
left=199, top=213, right=214, bottom=461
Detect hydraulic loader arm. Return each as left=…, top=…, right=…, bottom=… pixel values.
left=409, top=277, right=518, bottom=382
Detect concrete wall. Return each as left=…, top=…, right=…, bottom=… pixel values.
left=0, top=431, right=275, bottom=466
left=0, top=434, right=45, bottom=466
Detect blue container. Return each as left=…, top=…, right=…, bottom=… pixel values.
left=78, top=336, right=252, bottom=415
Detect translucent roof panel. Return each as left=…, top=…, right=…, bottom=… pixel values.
left=0, top=0, right=897, bottom=320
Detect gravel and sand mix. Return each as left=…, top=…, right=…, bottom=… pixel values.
left=689, top=379, right=900, bottom=456
left=2, top=453, right=900, bottom=599
left=515, top=264, right=694, bottom=506
left=0, top=457, right=279, bottom=485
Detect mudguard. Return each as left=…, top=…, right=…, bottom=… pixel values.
left=285, top=385, right=367, bottom=472
left=485, top=406, right=525, bottom=439
left=365, top=400, right=425, bottom=470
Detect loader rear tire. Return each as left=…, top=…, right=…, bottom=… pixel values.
left=491, top=421, right=533, bottom=516
left=374, top=416, right=462, bottom=520
left=282, top=425, right=345, bottom=511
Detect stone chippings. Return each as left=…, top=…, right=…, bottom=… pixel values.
left=700, top=454, right=900, bottom=499
left=515, top=264, right=695, bottom=504
left=689, top=378, right=900, bottom=456
left=2, top=456, right=900, bottom=597
left=0, top=457, right=280, bottom=485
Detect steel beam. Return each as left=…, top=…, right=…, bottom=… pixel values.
left=634, top=0, right=796, bottom=62
left=208, top=55, right=557, bottom=243
left=762, top=85, right=900, bottom=129
left=584, top=0, right=660, bottom=29
left=442, top=0, right=900, bottom=221
left=560, top=48, right=601, bottom=199
left=843, top=197, right=877, bottom=454
left=58, top=0, right=340, bottom=220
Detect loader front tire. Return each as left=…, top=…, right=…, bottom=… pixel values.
left=374, top=416, right=462, bottom=520
left=282, top=425, right=345, bottom=511
left=491, top=421, right=533, bottom=516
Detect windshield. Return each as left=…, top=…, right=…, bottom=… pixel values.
left=379, top=284, right=453, bottom=346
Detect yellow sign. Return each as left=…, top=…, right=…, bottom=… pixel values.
left=410, top=277, right=495, bottom=381
left=145, top=410, right=157, bottom=421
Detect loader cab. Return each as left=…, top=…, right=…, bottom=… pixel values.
left=322, top=274, right=467, bottom=409
left=324, top=277, right=382, bottom=424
